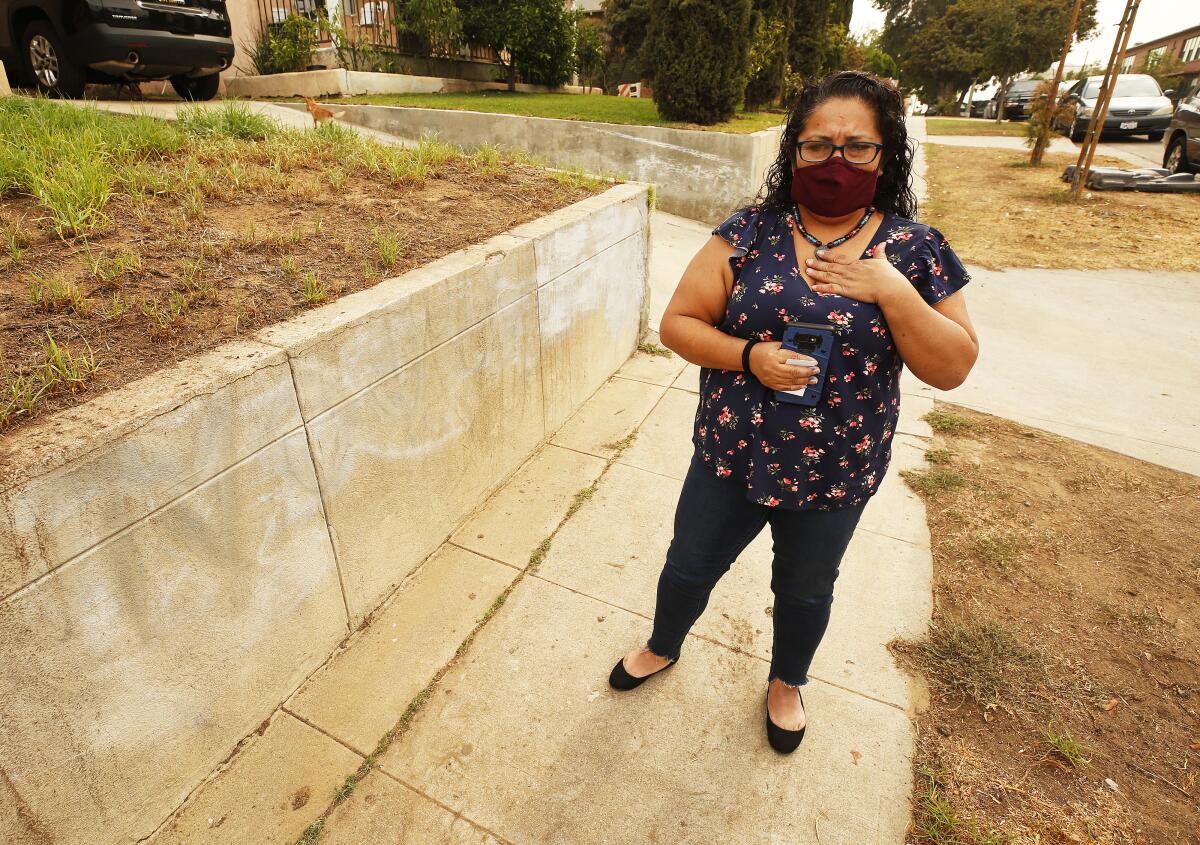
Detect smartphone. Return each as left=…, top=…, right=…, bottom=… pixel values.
left=774, top=321, right=834, bottom=407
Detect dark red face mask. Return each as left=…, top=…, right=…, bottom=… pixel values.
left=790, top=154, right=881, bottom=218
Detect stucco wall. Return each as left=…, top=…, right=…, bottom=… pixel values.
left=224, top=68, right=602, bottom=98
left=272, top=101, right=785, bottom=224
left=0, top=182, right=650, bottom=845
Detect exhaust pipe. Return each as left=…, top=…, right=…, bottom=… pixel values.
left=127, top=51, right=140, bottom=65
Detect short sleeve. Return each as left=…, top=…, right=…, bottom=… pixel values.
left=711, top=205, right=764, bottom=284
left=907, top=226, right=971, bottom=306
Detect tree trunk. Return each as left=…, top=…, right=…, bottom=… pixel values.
left=506, top=60, right=517, bottom=91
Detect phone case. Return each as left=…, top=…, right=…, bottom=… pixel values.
left=773, top=320, right=834, bottom=407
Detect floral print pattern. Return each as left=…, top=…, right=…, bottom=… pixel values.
left=692, top=203, right=972, bottom=511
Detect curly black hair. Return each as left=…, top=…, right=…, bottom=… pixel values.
left=752, top=70, right=918, bottom=220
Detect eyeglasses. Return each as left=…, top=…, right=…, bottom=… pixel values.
left=796, top=140, right=884, bottom=165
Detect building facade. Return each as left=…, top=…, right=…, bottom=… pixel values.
left=1118, top=22, right=1200, bottom=100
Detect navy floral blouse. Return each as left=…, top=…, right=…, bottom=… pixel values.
left=692, top=203, right=971, bottom=511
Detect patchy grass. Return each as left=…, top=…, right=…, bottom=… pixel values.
left=0, top=97, right=611, bottom=437
left=901, top=468, right=967, bottom=494
left=894, top=402, right=1200, bottom=844
left=914, top=769, right=1011, bottom=845
left=923, top=447, right=955, bottom=465
left=906, top=617, right=1045, bottom=711
left=637, top=340, right=673, bottom=357
left=925, top=117, right=1027, bottom=137
left=923, top=143, right=1200, bottom=271
left=969, top=528, right=1028, bottom=569
left=286, top=90, right=786, bottom=134
left=1041, top=722, right=1090, bottom=767
left=923, top=408, right=975, bottom=434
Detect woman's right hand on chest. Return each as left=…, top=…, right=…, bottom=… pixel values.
left=749, top=342, right=821, bottom=392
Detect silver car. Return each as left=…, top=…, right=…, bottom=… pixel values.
left=1053, top=73, right=1177, bottom=142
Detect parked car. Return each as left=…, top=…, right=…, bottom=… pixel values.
left=1163, top=86, right=1200, bottom=173
left=957, top=95, right=991, bottom=119
left=1053, top=73, right=1176, bottom=142
left=0, top=0, right=235, bottom=100
left=993, top=78, right=1044, bottom=121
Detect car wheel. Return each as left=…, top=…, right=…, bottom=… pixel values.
left=22, top=21, right=85, bottom=98
left=170, top=73, right=220, bottom=102
left=1164, top=136, right=1192, bottom=174
left=1146, top=130, right=1164, bottom=142
left=1069, top=121, right=1086, bottom=143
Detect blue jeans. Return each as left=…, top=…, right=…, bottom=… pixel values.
left=645, top=449, right=865, bottom=687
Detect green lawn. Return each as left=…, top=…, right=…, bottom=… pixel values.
left=925, top=117, right=1028, bottom=137
left=301, top=91, right=786, bottom=134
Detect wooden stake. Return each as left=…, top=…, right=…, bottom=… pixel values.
left=1030, top=0, right=1084, bottom=167
left=1070, top=0, right=1142, bottom=199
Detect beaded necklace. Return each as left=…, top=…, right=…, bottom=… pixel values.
left=789, top=204, right=876, bottom=250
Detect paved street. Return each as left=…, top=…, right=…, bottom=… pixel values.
left=922, top=127, right=1169, bottom=168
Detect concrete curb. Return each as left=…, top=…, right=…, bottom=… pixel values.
left=267, top=100, right=785, bottom=224
left=0, top=182, right=651, bottom=845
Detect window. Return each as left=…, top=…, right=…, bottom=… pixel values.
left=1119, top=56, right=1134, bottom=74
left=1183, top=35, right=1200, bottom=63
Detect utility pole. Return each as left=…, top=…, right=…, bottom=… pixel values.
left=1069, top=0, right=1141, bottom=199
left=1030, top=0, right=1084, bottom=166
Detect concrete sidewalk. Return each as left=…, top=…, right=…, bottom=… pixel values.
left=924, top=264, right=1200, bottom=475
left=916, top=117, right=1164, bottom=169
left=909, top=119, right=1200, bottom=475
left=141, top=137, right=939, bottom=843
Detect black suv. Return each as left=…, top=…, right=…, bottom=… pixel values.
left=1163, top=86, right=1199, bottom=174
left=994, top=78, right=1043, bottom=121
left=0, top=0, right=234, bottom=100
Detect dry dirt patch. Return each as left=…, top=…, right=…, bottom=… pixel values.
left=894, top=404, right=1200, bottom=845
left=0, top=99, right=608, bottom=438
left=923, top=144, right=1200, bottom=272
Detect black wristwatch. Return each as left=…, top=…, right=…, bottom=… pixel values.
left=741, top=338, right=759, bottom=374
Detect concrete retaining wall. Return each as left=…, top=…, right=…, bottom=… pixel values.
left=271, top=101, right=784, bottom=224
left=0, top=182, right=650, bottom=845
left=224, top=68, right=602, bottom=100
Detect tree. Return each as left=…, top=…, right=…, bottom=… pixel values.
left=786, top=0, right=834, bottom=86
left=844, top=28, right=902, bottom=79
left=393, top=0, right=464, bottom=75
left=877, top=0, right=956, bottom=87
left=643, top=0, right=753, bottom=124
left=575, top=17, right=606, bottom=93
left=823, top=0, right=853, bottom=71
left=963, top=0, right=1099, bottom=122
left=458, top=0, right=578, bottom=90
left=744, top=0, right=791, bottom=110
left=900, top=7, right=983, bottom=107
left=886, top=0, right=1098, bottom=111
left=601, top=0, right=652, bottom=91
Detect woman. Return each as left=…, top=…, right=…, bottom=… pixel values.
left=607, top=70, right=979, bottom=754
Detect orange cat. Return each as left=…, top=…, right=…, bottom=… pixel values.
left=304, top=96, right=344, bottom=126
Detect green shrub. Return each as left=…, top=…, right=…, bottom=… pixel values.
left=643, top=0, right=752, bottom=124
left=243, top=15, right=318, bottom=75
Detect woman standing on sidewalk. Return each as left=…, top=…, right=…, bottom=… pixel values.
left=608, top=70, right=978, bottom=754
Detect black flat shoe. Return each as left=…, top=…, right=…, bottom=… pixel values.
left=608, top=651, right=678, bottom=690
left=765, top=686, right=806, bottom=753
